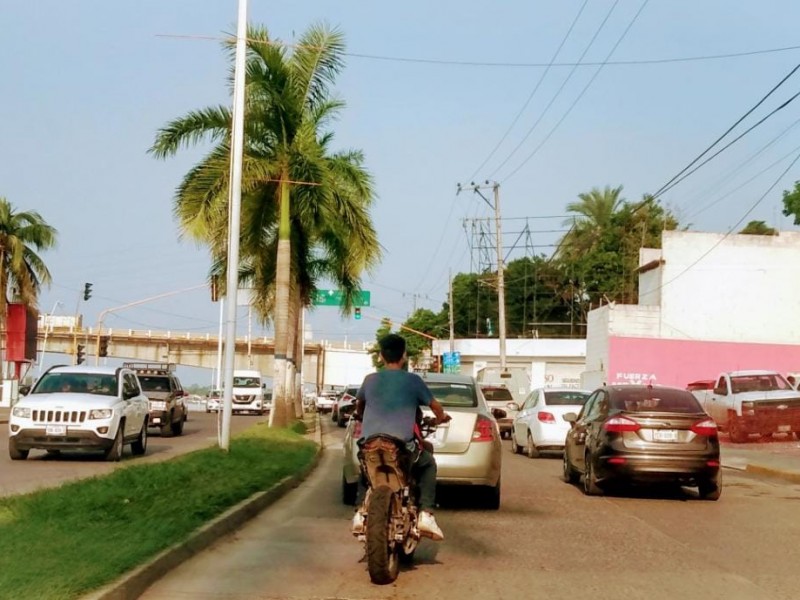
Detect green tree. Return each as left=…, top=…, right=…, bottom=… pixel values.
left=0, top=198, right=57, bottom=356
left=150, top=24, right=379, bottom=427
left=402, top=308, right=447, bottom=367
left=739, top=220, right=777, bottom=235
left=782, top=180, right=800, bottom=224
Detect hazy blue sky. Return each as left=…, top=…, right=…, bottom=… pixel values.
left=5, top=1, right=800, bottom=384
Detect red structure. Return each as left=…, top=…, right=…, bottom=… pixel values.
left=6, top=303, right=38, bottom=378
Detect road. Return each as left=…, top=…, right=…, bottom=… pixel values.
left=141, top=419, right=800, bottom=600
left=0, top=408, right=257, bottom=497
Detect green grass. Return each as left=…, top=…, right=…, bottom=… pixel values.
left=0, top=424, right=317, bottom=600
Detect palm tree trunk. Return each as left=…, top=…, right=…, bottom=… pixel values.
left=284, top=281, right=298, bottom=422
left=291, top=294, right=304, bottom=419
left=270, top=175, right=292, bottom=428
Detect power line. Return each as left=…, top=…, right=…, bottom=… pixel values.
left=653, top=87, right=800, bottom=201
left=466, top=0, right=589, bottom=181
left=651, top=62, right=800, bottom=200
left=501, top=0, right=650, bottom=183
left=488, top=0, right=621, bottom=179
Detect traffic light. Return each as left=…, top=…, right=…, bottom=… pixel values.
left=83, top=282, right=93, bottom=301
left=98, top=335, right=109, bottom=358
left=354, top=307, right=361, bottom=320
left=76, top=344, right=86, bottom=365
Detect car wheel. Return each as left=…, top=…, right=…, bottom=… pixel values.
left=698, top=473, right=722, bottom=501
left=160, top=418, right=173, bottom=437
left=562, top=450, right=578, bottom=484
left=104, top=425, right=124, bottom=462
left=510, top=430, right=522, bottom=454
left=526, top=432, right=540, bottom=459
left=9, top=438, right=29, bottom=461
left=582, top=453, right=602, bottom=496
left=171, top=413, right=184, bottom=436
left=342, top=475, right=357, bottom=505
left=131, top=420, right=148, bottom=456
left=483, top=479, right=501, bottom=510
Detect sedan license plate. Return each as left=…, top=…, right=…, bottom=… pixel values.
left=46, top=425, right=66, bottom=436
left=654, top=429, right=679, bottom=442
left=778, top=424, right=791, bottom=433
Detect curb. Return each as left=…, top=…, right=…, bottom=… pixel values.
left=744, top=463, right=800, bottom=485
left=82, top=413, right=324, bottom=600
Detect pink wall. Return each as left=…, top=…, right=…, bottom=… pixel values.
left=607, top=337, right=800, bottom=387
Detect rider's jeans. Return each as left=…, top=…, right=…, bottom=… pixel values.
left=356, top=448, right=438, bottom=511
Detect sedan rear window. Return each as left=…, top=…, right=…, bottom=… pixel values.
left=612, top=388, right=703, bottom=414
left=544, top=391, right=590, bottom=406
left=427, top=382, right=477, bottom=407
left=481, top=387, right=513, bottom=402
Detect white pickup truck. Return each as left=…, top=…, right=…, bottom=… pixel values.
left=691, top=370, right=800, bottom=443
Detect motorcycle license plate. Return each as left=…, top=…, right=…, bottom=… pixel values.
left=46, top=425, right=66, bottom=436
left=654, top=429, right=678, bottom=442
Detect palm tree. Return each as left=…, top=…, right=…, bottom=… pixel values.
left=150, top=24, right=380, bottom=426
left=0, top=198, right=57, bottom=372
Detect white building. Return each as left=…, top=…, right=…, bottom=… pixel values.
left=583, top=230, right=800, bottom=389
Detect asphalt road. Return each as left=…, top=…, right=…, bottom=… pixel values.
left=0, top=408, right=258, bottom=497
left=141, top=419, right=800, bottom=600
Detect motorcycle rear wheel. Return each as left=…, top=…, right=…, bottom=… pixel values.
left=366, top=485, right=400, bottom=584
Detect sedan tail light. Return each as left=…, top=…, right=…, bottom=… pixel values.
left=690, top=419, right=718, bottom=437
left=603, top=416, right=640, bottom=433
left=537, top=411, right=556, bottom=423
left=472, top=416, right=495, bottom=442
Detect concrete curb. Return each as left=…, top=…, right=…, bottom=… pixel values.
left=82, top=413, right=323, bottom=600
left=743, top=463, right=800, bottom=485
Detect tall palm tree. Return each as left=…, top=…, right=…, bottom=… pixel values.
left=0, top=198, right=57, bottom=372
left=150, top=24, right=380, bottom=426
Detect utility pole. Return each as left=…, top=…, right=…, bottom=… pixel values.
left=457, top=181, right=507, bottom=371
left=448, top=270, right=455, bottom=353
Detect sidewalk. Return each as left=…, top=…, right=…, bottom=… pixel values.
left=720, top=437, right=800, bottom=484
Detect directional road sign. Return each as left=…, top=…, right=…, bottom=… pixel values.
left=311, top=289, right=371, bottom=307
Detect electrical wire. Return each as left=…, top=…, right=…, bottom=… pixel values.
left=466, top=0, right=589, bottom=182
left=488, top=0, right=621, bottom=179
left=651, top=63, right=800, bottom=200
left=501, top=0, right=650, bottom=183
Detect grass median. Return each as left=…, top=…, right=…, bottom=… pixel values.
left=0, top=421, right=318, bottom=600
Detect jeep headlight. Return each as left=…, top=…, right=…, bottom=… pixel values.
left=12, top=406, right=31, bottom=418
left=88, top=408, right=113, bottom=420
left=150, top=401, right=167, bottom=411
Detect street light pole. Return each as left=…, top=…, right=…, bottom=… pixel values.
left=38, top=301, right=62, bottom=375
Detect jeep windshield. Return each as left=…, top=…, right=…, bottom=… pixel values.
left=32, top=372, right=117, bottom=396
left=139, top=376, right=171, bottom=392
left=233, top=377, right=260, bottom=387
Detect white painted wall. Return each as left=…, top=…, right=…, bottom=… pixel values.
left=323, top=348, right=374, bottom=387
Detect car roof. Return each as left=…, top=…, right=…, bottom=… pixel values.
left=603, top=384, right=689, bottom=394
left=419, top=372, right=476, bottom=385
left=539, top=387, right=592, bottom=393
left=727, top=370, right=782, bottom=377
left=46, top=365, right=121, bottom=376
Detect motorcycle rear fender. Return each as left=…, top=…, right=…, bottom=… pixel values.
left=359, top=435, right=410, bottom=492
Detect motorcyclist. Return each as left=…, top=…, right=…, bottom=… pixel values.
left=352, top=333, right=451, bottom=541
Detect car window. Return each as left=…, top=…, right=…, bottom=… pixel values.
left=427, top=382, right=477, bottom=407
left=579, top=392, right=600, bottom=421
left=345, top=387, right=359, bottom=397
left=481, top=386, right=514, bottom=402
left=543, top=391, right=590, bottom=406
left=730, top=374, right=792, bottom=393
left=123, top=373, right=140, bottom=397
left=611, top=387, right=704, bottom=414
left=32, top=372, right=116, bottom=395
left=139, top=376, right=172, bottom=392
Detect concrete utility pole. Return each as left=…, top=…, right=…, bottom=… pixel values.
left=448, top=270, right=455, bottom=353
left=457, top=181, right=507, bottom=371
left=220, top=0, right=248, bottom=451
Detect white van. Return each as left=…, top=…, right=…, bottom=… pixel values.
left=232, top=370, right=266, bottom=415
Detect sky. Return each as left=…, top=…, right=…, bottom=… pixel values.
left=4, top=1, right=800, bottom=385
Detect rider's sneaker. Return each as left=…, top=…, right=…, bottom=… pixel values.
left=418, top=511, right=444, bottom=541
left=351, top=510, right=366, bottom=536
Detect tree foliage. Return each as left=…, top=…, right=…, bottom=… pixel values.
left=782, top=181, right=800, bottom=225
left=739, top=220, right=777, bottom=235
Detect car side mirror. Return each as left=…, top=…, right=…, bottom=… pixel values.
left=507, top=402, right=520, bottom=411
left=18, top=385, right=31, bottom=396
left=713, top=387, right=726, bottom=396
left=491, top=407, right=507, bottom=420
left=563, top=412, right=578, bottom=424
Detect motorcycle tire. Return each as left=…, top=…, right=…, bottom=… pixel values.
left=366, top=485, right=400, bottom=585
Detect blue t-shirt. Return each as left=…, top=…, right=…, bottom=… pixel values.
left=357, top=370, right=433, bottom=442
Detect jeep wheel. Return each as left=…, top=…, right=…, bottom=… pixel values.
left=131, top=421, right=148, bottom=456
left=9, top=438, right=29, bottom=461
left=171, top=413, right=184, bottom=436
left=104, top=425, right=124, bottom=462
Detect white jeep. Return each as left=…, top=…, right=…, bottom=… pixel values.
left=8, top=365, right=150, bottom=461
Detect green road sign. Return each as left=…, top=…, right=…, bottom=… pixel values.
left=311, top=289, right=371, bottom=307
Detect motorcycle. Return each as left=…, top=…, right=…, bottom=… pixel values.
left=355, top=416, right=438, bottom=584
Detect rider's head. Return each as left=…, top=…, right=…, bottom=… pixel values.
left=379, top=333, right=406, bottom=366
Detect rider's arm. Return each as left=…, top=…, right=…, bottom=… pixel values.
left=354, top=383, right=367, bottom=421
left=429, top=398, right=451, bottom=425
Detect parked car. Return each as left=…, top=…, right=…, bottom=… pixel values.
left=479, top=384, right=518, bottom=439
left=206, top=390, right=222, bottom=413
left=315, top=390, right=338, bottom=413
left=124, top=362, right=188, bottom=436
left=342, top=372, right=503, bottom=509
left=8, top=365, right=150, bottom=462
left=332, top=385, right=359, bottom=427
left=510, top=387, right=591, bottom=457
left=562, top=384, right=721, bottom=500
